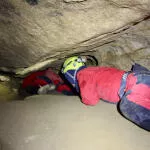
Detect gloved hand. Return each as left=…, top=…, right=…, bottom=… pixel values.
left=37, top=84, right=56, bottom=95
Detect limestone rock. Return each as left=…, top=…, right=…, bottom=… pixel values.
left=0, top=83, right=18, bottom=101
left=0, top=0, right=149, bottom=75
left=64, top=0, right=85, bottom=2
left=0, top=73, right=22, bottom=101
left=0, top=75, right=10, bottom=82
left=0, top=95, right=150, bottom=149
left=94, top=18, right=150, bottom=70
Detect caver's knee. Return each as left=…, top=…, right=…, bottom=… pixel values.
left=140, top=119, right=150, bottom=131
left=119, top=96, right=139, bottom=124
left=119, top=96, right=150, bottom=131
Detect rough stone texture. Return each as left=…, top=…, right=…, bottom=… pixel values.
left=94, top=18, right=150, bottom=70
left=0, top=76, right=22, bottom=101
left=0, top=95, right=150, bottom=150
left=64, top=0, right=85, bottom=2
left=0, top=0, right=150, bottom=76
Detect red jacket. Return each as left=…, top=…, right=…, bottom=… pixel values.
left=77, top=67, right=125, bottom=105
left=22, top=68, right=73, bottom=94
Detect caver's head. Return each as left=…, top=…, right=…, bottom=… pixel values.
left=61, top=56, right=86, bottom=91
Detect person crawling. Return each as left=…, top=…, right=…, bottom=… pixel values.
left=22, top=68, right=74, bottom=95
left=61, top=56, right=150, bottom=131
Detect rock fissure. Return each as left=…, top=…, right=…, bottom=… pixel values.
left=0, top=0, right=150, bottom=99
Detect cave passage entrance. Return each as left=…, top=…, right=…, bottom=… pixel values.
left=0, top=55, right=98, bottom=101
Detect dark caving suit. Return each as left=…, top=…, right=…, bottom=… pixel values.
left=119, top=64, right=150, bottom=130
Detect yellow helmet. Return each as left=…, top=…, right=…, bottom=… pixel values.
left=61, top=56, right=86, bottom=91
left=62, top=56, right=86, bottom=73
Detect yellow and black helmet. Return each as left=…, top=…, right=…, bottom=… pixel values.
left=61, top=56, right=86, bottom=91
left=62, top=56, right=86, bottom=73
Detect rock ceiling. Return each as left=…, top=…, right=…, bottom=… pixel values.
left=0, top=0, right=150, bottom=76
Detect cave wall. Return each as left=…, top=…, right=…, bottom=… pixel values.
left=0, top=0, right=150, bottom=76
left=94, top=18, right=150, bottom=70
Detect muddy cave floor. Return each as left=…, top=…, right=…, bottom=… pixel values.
left=0, top=75, right=29, bottom=101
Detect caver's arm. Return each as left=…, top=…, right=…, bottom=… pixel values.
left=77, top=70, right=100, bottom=106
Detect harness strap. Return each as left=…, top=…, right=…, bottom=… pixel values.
left=37, top=76, right=52, bottom=85
left=119, top=71, right=131, bottom=98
